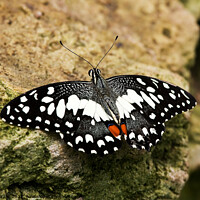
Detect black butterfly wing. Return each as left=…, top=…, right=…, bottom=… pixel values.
left=1, top=81, right=121, bottom=155
left=106, top=75, right=196, bottom=150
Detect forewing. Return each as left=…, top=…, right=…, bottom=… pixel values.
left=107, top=75, right=196, bottom=124
left=1, top=81, right=91, bottom=131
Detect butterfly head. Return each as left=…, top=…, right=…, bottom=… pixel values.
left=88, top=68, right=102, bottom=85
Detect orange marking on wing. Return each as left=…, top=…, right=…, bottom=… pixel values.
left=121, top=124, right=127, bottom=135
left=108, top=125, right=120, bottom=137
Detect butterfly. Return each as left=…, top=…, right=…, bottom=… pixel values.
left=0, top=36, right=197, bottom=156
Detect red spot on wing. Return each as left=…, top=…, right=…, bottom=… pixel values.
left=121, top=124, right=127, bottom=135
left=108, top=125, right=120, bottom=137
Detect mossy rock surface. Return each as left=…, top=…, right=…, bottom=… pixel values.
left=0, top=0, right=198, bottom=199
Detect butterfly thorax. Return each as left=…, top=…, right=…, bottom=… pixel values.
left=89, top=68, right=120, bottom=124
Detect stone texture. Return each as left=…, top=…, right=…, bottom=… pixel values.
left=0, top=0, right=198, bottom=199
left=181, top=0, right=200, bottom=19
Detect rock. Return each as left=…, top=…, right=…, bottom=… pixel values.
left=180, top=0, right=200, bottom=20
left=0, top=0, right=198, bottom=199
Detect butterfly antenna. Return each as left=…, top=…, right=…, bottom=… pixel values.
left=96, top=35, right=118, bottom=69
left=60, top=41, right=95, bottom=69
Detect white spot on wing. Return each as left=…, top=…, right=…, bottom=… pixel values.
left=18, top=116, right=22, bottom=121
left=22, top=106, right=30, bottom=114
left=169, top=93, right=176, bottom=100
left=97, top=140, right=105, bottom=148
left=147, top=87, right=155, bottom=93
left=129, top=132, right=135, bottom=140
left=155, top=139, right=160, bottom=144
left=105, top=135, right=114, bottom=142
left=117, top=96, right=135, bottom=112
left=41, top=96, right=53, bottom=103
left=78, top=148, right=85, bottom=152
left=104, top=150, right=108, bottom=154
left=186, top=100, right=190, bottom=104
left=163, top=82, right=170, bottom=89
left=151, top=78, right=158, bottom=83
left=91, top=119, right=95, bottom=126
left=59, top=133, right=64, bottom=139
left=150, top=128, right=157, bottom=134
left=55, top=123, right=60, bottom=127
left=171, top=90, right=175, bottom=94
left=140, top=91, right=155, bottom=109
left=137, top=78, right=146, bottom=85
left=56, top=99, right=65, bottom=118
left=14, top=108, right=20, bottom=112
left=65, top=121, right=73, bottom=128
left=95, top=103, right=111, bottom=121
left=47, top=87, right=54, bottom=95
left=2, top=118, right=6, bottom=122
left=45, top=120, right=50, bottom=125
left=127, top=89, right=143, bottom=108
left=132, top=144, right=137, bottom=148
left=67, top=142, right=73, bottom=147
left=35, top=116, right=42, bottom=122
left=91, top=150, right=97, bottom=154
left=83, top=100, right=96, bottom=118
left=27, top=119, right=31, bottom=123
left=34, top=93, right=38, bottom=100
left=114, top=147, right=118, bottom=151
left=85, top=134, right=94, bottom=143
left=180, top=89, right=189, bottom=99
left=157, top=95, right=164, bottom=100
left=48, top=103, right=55, bottom=115
left=142, top=127, right=149, bottom=136
left=75, top=136, right=83, bottom=144
left=66, top=95, right=80, bottom=115
left=20, top=96, right=28, bottom=102
left=10, top=115, right=15, bottom=120
left=131, top=114, right=135, bottom=120
left=168, top=104, right=173, bottom=108
left=138, top=135, right=144, bottom=141
left=29, top=90, right=37, bottom=95
left=149, top=93, right=160, bottom=104
left=18, top=104, right=24, bottom=108
left=149, top=113, right=156, bottom=119
left=6, top=106, right=11, bottom=115
left=40, top=106, right=46, bottom=112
